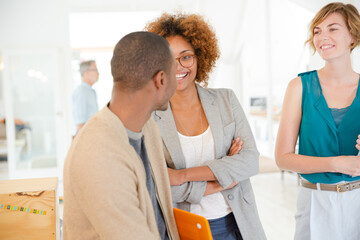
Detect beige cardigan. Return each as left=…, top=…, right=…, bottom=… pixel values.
left=63, top=106, right=179, bottom=240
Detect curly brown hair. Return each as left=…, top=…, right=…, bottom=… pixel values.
left=306, top=2, right=360, bottom=54
left=145, top=13, right=220, bottom=87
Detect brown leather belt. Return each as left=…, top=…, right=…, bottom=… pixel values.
left=301, top=179, right=360, bottom=193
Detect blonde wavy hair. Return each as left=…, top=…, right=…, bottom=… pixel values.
left=306, top=2, right=360, bottom=53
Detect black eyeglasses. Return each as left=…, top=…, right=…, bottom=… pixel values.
left=175, top=55, right=196, bottom=68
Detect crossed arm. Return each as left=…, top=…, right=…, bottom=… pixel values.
left=167, top=138, right=243, bottom=196
left=167, top=90, right=261, bottom=203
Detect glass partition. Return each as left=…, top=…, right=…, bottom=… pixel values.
left=2, top=49, right=61, bottom=178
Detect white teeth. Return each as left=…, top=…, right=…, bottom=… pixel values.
left=321, top=45, right=333, bottom=49
left=176, top=73, right=187, bottom=78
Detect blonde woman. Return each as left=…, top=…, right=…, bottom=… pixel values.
left=276, top=3, right=360, bottom=239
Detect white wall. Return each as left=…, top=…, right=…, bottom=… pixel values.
left=0, top=0, right=73, bottom=178
left=0, top=0, right=70, bottom=47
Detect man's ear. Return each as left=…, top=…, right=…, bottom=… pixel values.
left=153, top=70, right=165, bottom=90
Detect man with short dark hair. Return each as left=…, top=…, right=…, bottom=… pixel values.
left=63, top=32, right=179, bottom=240
left=72, top=60, right=99, bottom=134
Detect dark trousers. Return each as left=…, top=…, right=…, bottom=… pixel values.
left=208, top=212, right=243, bottom=240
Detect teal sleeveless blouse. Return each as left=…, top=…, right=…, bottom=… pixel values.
left=298, top=70, right=360, bottom=184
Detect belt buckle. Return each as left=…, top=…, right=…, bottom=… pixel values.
left=336, top=183, right=347, bottom=193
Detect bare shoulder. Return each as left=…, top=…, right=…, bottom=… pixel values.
left=285, top=76, right=302, bottom=100
left=287, top=76, right=302, bottom=91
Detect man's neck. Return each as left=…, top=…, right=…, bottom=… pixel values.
left=82, top=78, right=93, bottom=87
left=108, top=89, right=153, bottom=133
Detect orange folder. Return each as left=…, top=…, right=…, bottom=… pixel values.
left=173, top=208, right=213, bottom=240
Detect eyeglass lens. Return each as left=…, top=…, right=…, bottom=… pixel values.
left=179, top=55, right=194, bottom=68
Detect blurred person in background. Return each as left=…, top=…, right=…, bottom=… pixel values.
left=72, top=60, right=99, bottom=134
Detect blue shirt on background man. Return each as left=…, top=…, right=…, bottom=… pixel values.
left=72, top=60, right=99, bottom=134
left=72, top=82, right=99, bottom=127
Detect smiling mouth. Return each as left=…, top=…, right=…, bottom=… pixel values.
left=320, top=44, right=334, bottom=50
left=176, top=72, right=189, bottom=80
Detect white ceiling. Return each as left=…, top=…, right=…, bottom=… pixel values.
left=69, top=0, right=208, bottom=13
left=68, top=0, right=356, bottom=13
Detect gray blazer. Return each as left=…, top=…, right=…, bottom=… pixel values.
left=153, top=85, right=266, bottom=240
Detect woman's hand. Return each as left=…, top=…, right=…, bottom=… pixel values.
left=226, top=181, right=239, bottom=189
left=167, top=168, right=186, bottom=186
left=228, top=137, right=243, bottom=156
left=333, top=155, right=360, bottom=177
left=204, top=181, right=238, bottom=196
left=356, top=134, right=360, bottom=153
left=167, top=138, right=243, bottom=186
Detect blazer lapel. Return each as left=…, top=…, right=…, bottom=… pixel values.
left=197, top=85, right=224, bottom=158
left=154, top=105, right=187, bottom=169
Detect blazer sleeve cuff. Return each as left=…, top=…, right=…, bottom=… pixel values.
left=186, top=181, right=207, bottom=204
left=171, top=181, right=207, bottom=204
left=207, top=161, right=232, bottom=189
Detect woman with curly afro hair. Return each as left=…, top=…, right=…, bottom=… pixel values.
left=147, top=13, right=265, bottom=240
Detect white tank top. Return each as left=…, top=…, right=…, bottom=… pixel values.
left=178, top=126, right=232, bottom=219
